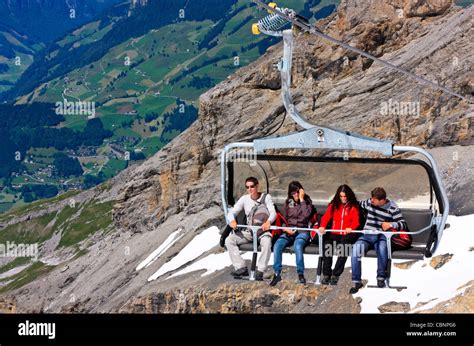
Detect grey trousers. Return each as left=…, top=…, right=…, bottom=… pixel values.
left=225, top=229, right=272, bottom=272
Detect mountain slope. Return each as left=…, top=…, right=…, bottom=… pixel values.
left=0, top=0, right=123, bottom=42
left=0, top=0, right=339, bottom=214
left=0, top=0, right=472, bottom=313
left=1, top=0, right=241, bottom=101
left=0, top=0, right=123, bottom=92
left=0, top=24, right=43, bottom=93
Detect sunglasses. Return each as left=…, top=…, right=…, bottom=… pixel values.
left=245, top=184, right=256, bottom=189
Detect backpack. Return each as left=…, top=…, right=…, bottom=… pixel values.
left=390, top=228, right=412, bottom=250
left=271, top=208, right=287, bottom=242
left=309, top=205, right=318, bottom=228
left=387, top=205, right=412, bottom=249
left=309, top=205, right=320, bottom=242
left=248, top=193, right=270, bottom=237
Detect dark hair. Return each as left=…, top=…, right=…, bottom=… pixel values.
left=330, top=184, right=358, bottom=210
left=371, top=187, right=387, bottom=200
left=245, top=177, right=259, bottom=186
left=286, top=181, right=311, bottom=204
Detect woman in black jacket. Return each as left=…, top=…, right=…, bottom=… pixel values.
left=270, top=181, right=314, bottom=286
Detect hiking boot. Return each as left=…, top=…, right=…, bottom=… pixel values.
left=231, top=267, right=249, bottom=277
left=349, top=282, right=363, bottom=294
left=255, top=270, right=264, bottom=281
left=298, top=274, right=306, bottom=284
left=263, top=270, right=274, bottom=280
left=329, top=276, right=339, bottom=286
left=321, top=275, right=330, bottom=285
left=269, top=273, right=282, bottom=286
left=377, top=279, right=386, bottom=288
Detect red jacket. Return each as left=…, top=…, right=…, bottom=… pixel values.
left=320, top=202, right=360, bottom=235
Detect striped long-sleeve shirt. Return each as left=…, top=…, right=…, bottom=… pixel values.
left=359, top=198, right=407, bottom=231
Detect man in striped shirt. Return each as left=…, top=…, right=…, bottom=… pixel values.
left=349, top=187, right=407, bottom=294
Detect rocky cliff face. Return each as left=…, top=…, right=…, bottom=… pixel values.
left=119, top=276, right=361, bottom=314
left=0, top=0, right=472, bottom=313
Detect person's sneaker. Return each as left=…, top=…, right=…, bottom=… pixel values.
left=321, top=275, right=330, bottom=285
left=269, top=273, right=282, bottom=286
left=255, top=270, right=264, bottom=281
left=330, top=276, right=339, bottom=285
left=349, top=282, right=364, bottom=294
left=377, top=279, right=386, bottom=288
left=298, top=274, right=306, bottom=284
left=231, top=267, right=249, bottom=277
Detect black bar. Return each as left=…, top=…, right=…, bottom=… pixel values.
left=0, top=313, right=472, bottom=345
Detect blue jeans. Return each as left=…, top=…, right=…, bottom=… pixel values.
left=273, top=232, right=310, bottom=275
left=351, top=234, right=388, bottom=283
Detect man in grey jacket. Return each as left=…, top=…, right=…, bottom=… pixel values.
left=226, top=177, right=276, bottom=280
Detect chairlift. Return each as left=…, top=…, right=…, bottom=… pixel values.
left=220, top=1, right=467, bottom=288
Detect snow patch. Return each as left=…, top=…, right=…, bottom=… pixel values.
left=0, top=264, right=30, bottom=279
left=136, top=228, right=184, bottom=271
left=148, top=226, right=220, bottom=281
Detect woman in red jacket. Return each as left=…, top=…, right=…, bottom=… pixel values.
left=318, top=184, right=360, bottom=285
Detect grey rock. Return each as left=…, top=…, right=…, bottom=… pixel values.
left=378, top=301, right=411, bottom=313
